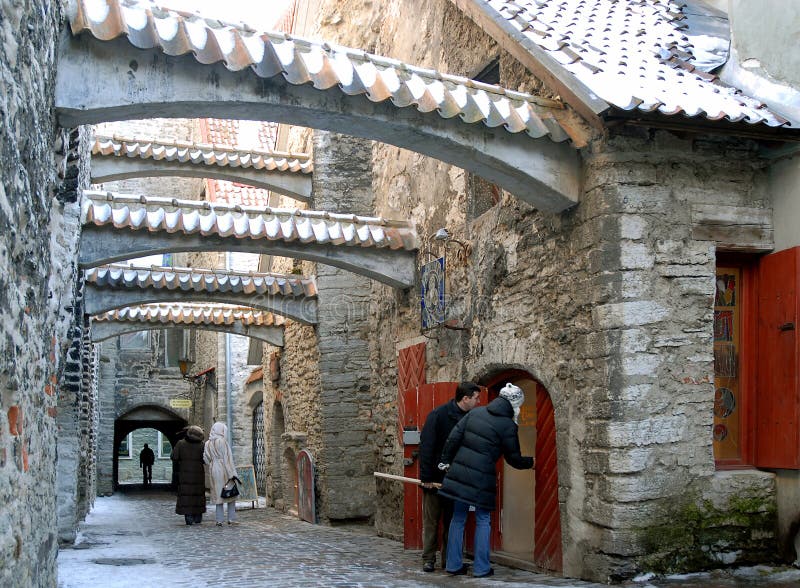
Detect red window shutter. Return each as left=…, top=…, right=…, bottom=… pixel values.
left=755, top=247, right=800, bottom=469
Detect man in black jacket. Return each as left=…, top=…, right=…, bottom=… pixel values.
left=438, top=383, right=534, bottom=578
left=418, top=382, right=481, bottom=572
left=139, top=443, right=155, bottom=486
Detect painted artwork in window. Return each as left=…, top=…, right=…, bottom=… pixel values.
left=713, top=268, right=741, bottom=461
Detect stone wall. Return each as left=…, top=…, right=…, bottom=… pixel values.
left=0, top=1, right=87, bottom=585
left=294, top=0, right=779, bottom=581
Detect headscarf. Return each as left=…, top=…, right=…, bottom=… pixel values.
left=210, top=422, right=227, bottom=441
left=499, top=383, right=525, bottom=424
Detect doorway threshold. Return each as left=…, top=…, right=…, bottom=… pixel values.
left=491, top=550, right=553, bottom=575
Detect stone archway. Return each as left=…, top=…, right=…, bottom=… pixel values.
left=478, top=369, right=564, bottom=573
left=112, top=405, right=188, bottom=491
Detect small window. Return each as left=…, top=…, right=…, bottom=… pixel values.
left=118, top=433, right=133, bottom=459
left=119, top=331, right=150, bottom=350
left=162, top=253, right=174, bottom=267
left=165, top=329, right=192, bottom=367
left=158, top=431, right=172, bottom=458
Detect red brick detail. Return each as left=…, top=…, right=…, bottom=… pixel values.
left=397, top=343, right=426, bottom=392
left=44, top=384, right=53, bottom=396
left=7, top=406, right=21, bottom=436
left=48, top=407, right=58, bottom=418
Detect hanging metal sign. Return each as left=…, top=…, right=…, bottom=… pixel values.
left=420, top=257, right=446, bottom=329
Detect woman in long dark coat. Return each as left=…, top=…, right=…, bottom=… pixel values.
left=171, top=425, right=206, bottom=525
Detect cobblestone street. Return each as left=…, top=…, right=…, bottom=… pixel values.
left=57, top=492, right=800, bottom=588
left=57, top=491, right=605, bottom=587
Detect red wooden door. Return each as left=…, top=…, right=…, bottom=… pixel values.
left=297, top=449, right=316, bottom=523
left=534, top=383, right=563, bottom=571
left=486, top=374, right=562, bottom=571
left=756, top=247, right=800, bottom=468
left=400, top=382, right=460, bottom=549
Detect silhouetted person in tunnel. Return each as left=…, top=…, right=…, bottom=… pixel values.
left=139, top=443, right=155, bottom=486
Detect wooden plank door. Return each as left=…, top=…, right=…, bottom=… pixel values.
left=756, top=247, right=800, bottom=468
left=534, top=382, right=562, bottom=572
left=400, top=381, right=460, bottom=549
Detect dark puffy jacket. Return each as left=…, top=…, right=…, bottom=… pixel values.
left=438, top=397, right=533, bottom=511
left=172, top=426, right=206, bottom=515
left=419, top=400, right=468, bottom=484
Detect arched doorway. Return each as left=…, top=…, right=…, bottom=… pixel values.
left=113, top=405, right=187, bottom=490
left=480, top=370, right=563, bottom=573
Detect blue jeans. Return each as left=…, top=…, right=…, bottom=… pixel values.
left=445, top=500, right=492, bottom=576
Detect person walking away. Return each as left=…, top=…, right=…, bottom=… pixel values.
left=418, top=382, right=481, bottom=572
left=172, top=425, right=206, bottom=525
left=438, top=383, right=534, bottom=578
left=170, top=426, right=188, bottom=490
left=139, top=443, right=155, bottom=486
left=205, top=422, right=239, bottom=526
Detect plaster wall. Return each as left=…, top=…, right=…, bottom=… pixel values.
left=769, top=153, right=800, bottom=252
left=729, top=0, right=800, bottom=89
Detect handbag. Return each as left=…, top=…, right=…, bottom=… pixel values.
left=221, top=477, right=240, bottom=499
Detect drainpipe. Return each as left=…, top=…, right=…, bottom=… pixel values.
left=225, top=252, right=233, bottom=447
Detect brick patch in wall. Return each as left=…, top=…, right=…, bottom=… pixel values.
left=8, top=406, right=21, bottom=436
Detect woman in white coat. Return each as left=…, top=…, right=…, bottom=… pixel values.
left=204, top=422, right=239, bottom=526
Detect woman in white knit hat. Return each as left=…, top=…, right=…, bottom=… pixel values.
left=437, top=383, right=535, bottom=578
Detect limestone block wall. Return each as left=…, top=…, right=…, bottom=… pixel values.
left=301, top=0, right=779, bottom=581
left=0, top=2, right=88, bottom=585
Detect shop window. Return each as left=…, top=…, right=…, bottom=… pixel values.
left=165, top=329, right=192, bottom=367
left=158, top=431, right=172, bottom=458
left=118, top=433, right=133, bottom=459
left=713, top=257, right=757, bottom=468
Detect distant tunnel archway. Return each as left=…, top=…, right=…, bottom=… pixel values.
left=113, top=405, right=188, bottom=490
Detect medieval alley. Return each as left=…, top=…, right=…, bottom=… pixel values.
left=5, top=0, right=800, bottom=586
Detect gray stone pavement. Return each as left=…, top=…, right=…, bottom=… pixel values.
left=57, top=491, right=800, bottom=588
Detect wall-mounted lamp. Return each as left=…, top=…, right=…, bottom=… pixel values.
left=178, top=358, right=205, bottom=384
left=431, top=227, right=472, bottom=262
